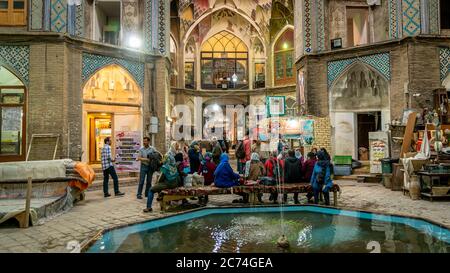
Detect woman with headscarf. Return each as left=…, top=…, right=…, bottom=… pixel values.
left=244, top=152, right=265, bottom=203
left=213, top=153, right=240, bottom=188
left=310, top=150, right=334, bottom=206
left=198, top=152, right=216, bottom=186
left=244, top=152, right=265, bottom=181
left=188, top=141, right=201, bottom=174
left=197, top=152, right=216, bottom=205
left=211, top=137, right=223, bottom=165
left=144, top=154, right=180, bottom=212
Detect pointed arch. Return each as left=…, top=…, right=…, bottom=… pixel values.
left=330, top=61, right=389, bottom=112
left=82, top=64, right=142, bottom=105
left=182, top=6, right=265, bottom=47
left=0, top=65, right=27, bottom=162
left=273, top=25, right=295, bottom=86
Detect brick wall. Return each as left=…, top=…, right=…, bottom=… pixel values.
left=312, top=116, right=331, bottom=153
left=301, top=38, right=450, bottom=121
left=28, top=43, right=68, bottom=160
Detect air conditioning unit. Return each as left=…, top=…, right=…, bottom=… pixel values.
left=367, top=0, right=381, bottom=5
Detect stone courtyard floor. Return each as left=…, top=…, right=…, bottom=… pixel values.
left=0, top=180, right=449, bottom=253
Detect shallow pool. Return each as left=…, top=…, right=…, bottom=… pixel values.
left=87, top=206, right=450, bottom=253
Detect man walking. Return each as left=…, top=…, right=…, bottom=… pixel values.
left=137, top=136, right=157, bottom=199
left=101, top=137, right=124, bottom=197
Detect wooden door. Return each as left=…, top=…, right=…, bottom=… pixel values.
left=89, top=117, right=96, bottom=163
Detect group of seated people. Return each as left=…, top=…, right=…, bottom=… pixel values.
left=143, top=141, right=334, bottom=213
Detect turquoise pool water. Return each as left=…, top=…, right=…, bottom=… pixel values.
left=87, top=206, right=450, bottom=253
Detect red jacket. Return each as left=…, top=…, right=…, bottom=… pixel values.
left=264, top=157, right=284, bottom=182
left=239, top=137, right=252, bottom=163
left=198, top=161, right=217, bottom=185
left=302, top=158, right=317, bottom=182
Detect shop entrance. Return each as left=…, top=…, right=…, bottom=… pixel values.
left=88, top=113, right=112, bottom=164
left=81, top=64, right=143, bottom=167
left=357, top=112, right=381, bottom=160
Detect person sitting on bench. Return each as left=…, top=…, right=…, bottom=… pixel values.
left=310, top=150, right=333, bottom=206
left=213, top=153, right=245, bottom=203
left=143, top=154, right=180, bottom=213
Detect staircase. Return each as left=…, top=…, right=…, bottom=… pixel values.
left=88, top=166, right=140, bottom=191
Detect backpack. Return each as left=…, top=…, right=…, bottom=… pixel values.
left=148, top=151, right=162, bottom=172
left=235, top=140, right=246, bottom=159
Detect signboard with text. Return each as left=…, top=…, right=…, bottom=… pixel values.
left=115, top=131, right=141, bottom=172
left=369, top=131, right=390, bottom=174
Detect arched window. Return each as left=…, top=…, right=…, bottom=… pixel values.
left=274, top=28, right=295, bottom=86
left=0, top=65, right=26, bottom=161
left=200, top=31, right=248, bottom=89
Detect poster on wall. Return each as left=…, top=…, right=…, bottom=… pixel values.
left=279, top=117, right=315, bottom=144
left=115, top=131, right=141, bottom=172
left=368, top=131, right=390, bottom=174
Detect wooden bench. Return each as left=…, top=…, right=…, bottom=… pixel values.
left=159, top=183, right=341, bottom=211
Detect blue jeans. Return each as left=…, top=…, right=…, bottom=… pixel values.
left=103, top=166, right=119, bottom=195
left=137, top=164, right=153, bottom=197
left=237, top=160, right=243, bottom=174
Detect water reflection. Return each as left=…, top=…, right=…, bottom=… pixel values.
left=112, top=212, right=449, bottom=253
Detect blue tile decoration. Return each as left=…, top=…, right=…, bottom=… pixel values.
left=51, top=0, right=67, bottom=33
left=75, top=3, right=84, bottom=37
left=144, top=0, right=153, bottom=53
left=82, top=53, right=145, bottom=89
left=30, top=0, right=44, bottom=30
left=388, top=0, right=401, bottom=39
left=303, top=0, right=312, bottom=53
left=429, top=0, right=439, bottom=35
left=0, top=46, right=30, bottom=85
left=440, top=47, right=450, bottom=83
left=328, top=53, right=391, bottom=89
left=157, top=0, right=169, bottom=55
left=315, top=0, right=325, bottom=52
left=144, top=0, right=169, bottom=56
left=402, top=0, right=421, bottom=36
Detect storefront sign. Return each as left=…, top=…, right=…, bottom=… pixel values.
left=114, top=131, right=140, bottom=172
left=369, top=131, right=390, bottom=174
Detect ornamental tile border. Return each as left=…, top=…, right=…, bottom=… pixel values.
left=327, top=53, right=391, bottom=89
left=82, top=53, right=145, bottom=89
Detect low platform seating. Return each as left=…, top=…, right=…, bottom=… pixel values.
left=159, top=183, right=341, bottom=211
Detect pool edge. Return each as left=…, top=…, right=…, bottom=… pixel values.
left=81, top=203, right=450, bottom=253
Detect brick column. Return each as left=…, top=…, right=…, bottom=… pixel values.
left=152, top=57, right=169, bottom=153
